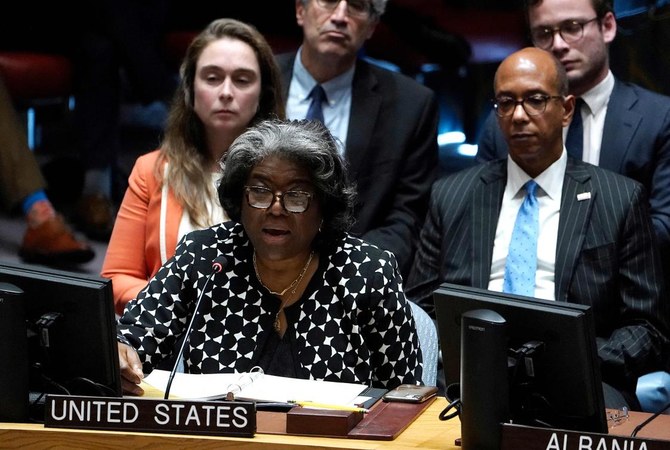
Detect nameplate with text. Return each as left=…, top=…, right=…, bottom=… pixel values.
left=44, top=394, right=256, bottom=437
left=501, top=423, right=670, bottom=450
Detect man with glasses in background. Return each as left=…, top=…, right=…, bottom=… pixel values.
left=477, top=0, right=670, bottom=284
left=406, top=47, right=670, bottom=410
left=275, top=0, right=439, bottom=278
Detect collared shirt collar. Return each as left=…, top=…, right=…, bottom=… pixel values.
left=506, top=149, right=568, bottom=200
left=292, top=46, right=355, bottom=107
left=580, top=70, right=614, bottom=118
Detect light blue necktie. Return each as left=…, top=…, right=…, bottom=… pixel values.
left=503, top=180, right=539, bottom=297
left=305, top=85, right=327, bottom=124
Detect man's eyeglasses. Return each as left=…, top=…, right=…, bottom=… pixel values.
left=245, top=186, right=313, bottom=213
left=530, top=18, right=599, bottom=49
left=313, top=0, right=373, bottom=18
left=607, top=407, right=629, bottom=428
left=492, top=94, right=564, bottom=117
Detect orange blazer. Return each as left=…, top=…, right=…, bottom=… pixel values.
left=102, top=150, right=183, bottom=315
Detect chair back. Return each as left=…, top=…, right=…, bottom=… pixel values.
left=409, top=301, right=438, bottom=386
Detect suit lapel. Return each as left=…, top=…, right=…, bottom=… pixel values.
left=346, top=62, right=382, bottom=176
left=472, top=163, right=506, bottom=288
left=600, top=80, right=642, bottom=172
left=555, top=160, right=594, bottom=301
left=277, top=53, right=295, bottom=101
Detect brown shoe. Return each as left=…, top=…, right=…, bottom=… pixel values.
left=74, top=194, right=116, bottom=241
left=19, top=215, right=95, bottom=265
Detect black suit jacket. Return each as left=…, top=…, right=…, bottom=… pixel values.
left=276, top=53, right=439, bottom=277
left=406, top=158, right=670, bottom=392
left=477, top=79, right=670, bottom=260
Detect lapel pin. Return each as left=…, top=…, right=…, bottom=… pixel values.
left=577, top=192, right=591, bottom=201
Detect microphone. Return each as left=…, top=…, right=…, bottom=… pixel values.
left=163, top=255, right=228, bottom=400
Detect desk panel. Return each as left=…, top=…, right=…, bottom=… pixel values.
left=0, top=398, right=461, bottom=450
left=4, top=400, right=670, bottom=449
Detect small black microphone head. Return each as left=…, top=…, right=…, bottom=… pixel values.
left=212, top=255, right=229, bottom=273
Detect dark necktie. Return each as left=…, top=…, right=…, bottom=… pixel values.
left=565, top=98, right=584, bottom=159
left=503, top=180, right=539, bottom=297
left=305, top=85, right=327, bottom=124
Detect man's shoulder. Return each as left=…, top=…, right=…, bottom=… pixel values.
left=274, top=51, right=296, bottom=73
left=614, top=78, right=670, bottom=107
left=438, top=160, right=501, bottom=182
left=572, top=158, right=643, bottom=190
left=432, top=161, right=502, bottom=194
left=275, top=51, right=295, bottom=64
left=359, top=58, right=435, bottom=97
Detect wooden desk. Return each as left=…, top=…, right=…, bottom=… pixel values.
left=5, top=400, right=668, bottom=449
left=0, top=398, right=462, bottom=450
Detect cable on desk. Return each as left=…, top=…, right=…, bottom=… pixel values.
left=439, top=383, right=461, bottom=421
left=631, top=401, right=670, bottom=437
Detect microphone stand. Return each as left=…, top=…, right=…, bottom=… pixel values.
left=163, top=256, right=228, bottom=400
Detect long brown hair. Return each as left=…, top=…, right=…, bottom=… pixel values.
left=157, top=18, right=285, bottom=227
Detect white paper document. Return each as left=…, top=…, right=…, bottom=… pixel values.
left=143, top=368, right=369, bottom=406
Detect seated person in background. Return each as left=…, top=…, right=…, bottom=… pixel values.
left=101, top=18, right=285, bottom=315
left=118, top=119, right=422, bottom=396
left=0, top=76, right=94, bottom=266
left=476, top=0, right=670, bottom=280
left=405, top=47, right=670, bottom=409
left=276, top=0, right=440, bottom=278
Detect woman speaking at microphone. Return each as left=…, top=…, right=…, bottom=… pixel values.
left=117, top=119, right=422, bottom=396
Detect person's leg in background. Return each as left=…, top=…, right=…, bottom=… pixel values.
left=0, top=77, right=94, bottom=266
left=71, top=31, right=120, bottom=241
left=72, top=0, right=175, bottom=241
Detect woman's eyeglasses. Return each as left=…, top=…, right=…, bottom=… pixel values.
left=245, top=186, right=312, bottom=213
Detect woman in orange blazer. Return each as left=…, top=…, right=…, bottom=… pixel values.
left=102, top=18, right=285, bottom=315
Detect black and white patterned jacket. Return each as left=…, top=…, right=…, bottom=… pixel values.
left=118, top=221, right=422, bottom=389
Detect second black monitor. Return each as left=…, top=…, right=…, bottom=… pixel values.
left=434, top=283, right=607, bottom=433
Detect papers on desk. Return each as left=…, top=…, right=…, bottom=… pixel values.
left=142, top=368, right=370, bottom=407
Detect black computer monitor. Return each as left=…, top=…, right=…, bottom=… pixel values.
left=0, top=261, right=121, bottom=399
left=434, top=282, right=607, bottom=433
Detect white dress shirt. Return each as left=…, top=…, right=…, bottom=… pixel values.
left=285, top=47, right=354, bottom=155
left=488, top=151, right=567, bottom=300
left=563, top=71, right=615, bottom=165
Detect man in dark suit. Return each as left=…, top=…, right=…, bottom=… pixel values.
left=276, top=0, right=439, bottom=278
left=476, top=0, right=670, bottom=272
left=406, top=47, right=670, bottom=408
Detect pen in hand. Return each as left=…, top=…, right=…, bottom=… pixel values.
left=288, top=400, right=369, bottom=413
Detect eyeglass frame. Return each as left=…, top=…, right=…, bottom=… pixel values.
left=530, top=17, right=600, bottom=49
left=244, top=185, right=313, bottom=214
left=606, top=406, right=629, bottom=428
left=312, top=0, right=375, bottom=18
left=492, top=94, right=565, bottom=118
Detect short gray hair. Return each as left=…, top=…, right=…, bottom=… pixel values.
left=219, top=119, right=356, bottom=246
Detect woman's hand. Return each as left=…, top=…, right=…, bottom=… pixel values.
left=118, top=342, right=145, bottom=396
